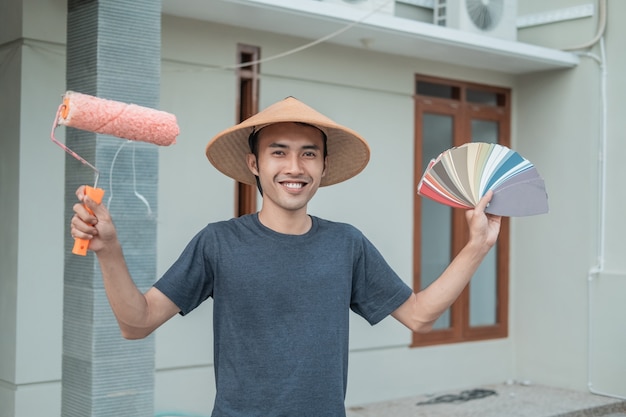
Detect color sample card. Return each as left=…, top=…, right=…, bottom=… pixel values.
left=417, top=142, right=549, bottom=217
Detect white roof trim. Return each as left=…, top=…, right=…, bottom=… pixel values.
left=163, top=0, right=579, bottom=74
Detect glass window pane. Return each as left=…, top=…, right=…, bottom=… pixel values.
left=467, top=89, right=500, bottom=106
left=470, top=246, right=498, bottom=326
left=421, top=113, right=453, bottom=330
left=417, top=82, right=459, bottom=100
left=471, top=119, right=499, bottom=144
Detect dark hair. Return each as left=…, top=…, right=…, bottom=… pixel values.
left=247, top=123, right=328, bottom=195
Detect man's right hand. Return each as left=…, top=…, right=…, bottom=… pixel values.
left=71, top=185, right=117, bottom=253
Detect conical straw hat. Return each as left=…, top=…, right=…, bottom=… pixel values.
left=206, top=97, right=370, bottom=186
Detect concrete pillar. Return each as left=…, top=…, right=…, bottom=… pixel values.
left=62, top=1, right=161, bottom=416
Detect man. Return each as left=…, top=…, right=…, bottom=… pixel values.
left=71, top=96, right=501, bottom=417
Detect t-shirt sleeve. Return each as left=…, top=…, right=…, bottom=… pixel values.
left=153, top=227, right=215, bottom=316
left=349, top=233, right=413, bottom=325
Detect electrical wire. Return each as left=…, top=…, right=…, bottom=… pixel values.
left=217, top=0, right=394, bottom=71
left=583, top=38, right=625, bottom=401
left=107, top=140, right=153, bottom=215
left=562, top=0, right=607, bottom=51
left=163, top=0, right=395, bottom=73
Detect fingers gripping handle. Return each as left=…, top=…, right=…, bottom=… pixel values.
left=72, top=186, right=105, bottom=256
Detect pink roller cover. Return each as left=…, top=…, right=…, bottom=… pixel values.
left=58, top=91, right=179, bottom=146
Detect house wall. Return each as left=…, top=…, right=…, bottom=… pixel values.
left=515, top=58, right=599, bottom=389
left=514, top=0, right=625, bottom=398
left=1, top=0, right=68, bottom=416
left=2, top=1, right=623, bottom=416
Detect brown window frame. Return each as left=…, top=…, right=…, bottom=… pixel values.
left=235, top=44, right=260, bottom=217
left=412, top=74, right=510, bottom=347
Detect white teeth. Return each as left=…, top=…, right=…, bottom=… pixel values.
left=283, top=182, right=303, bottom=189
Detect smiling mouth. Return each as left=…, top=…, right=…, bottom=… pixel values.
left=281, top=182, right=305, bottom=190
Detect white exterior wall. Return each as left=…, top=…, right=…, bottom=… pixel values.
left=1, top=1, right=624, bottom=416
left=514, top=0, right=626, bottom=397
left=1, top=0, right=69, bottom=416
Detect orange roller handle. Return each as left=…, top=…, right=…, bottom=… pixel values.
left=72, top=186, right=105, bottom=256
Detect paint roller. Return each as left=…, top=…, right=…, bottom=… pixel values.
left=50, top=90, right=180, bottom=256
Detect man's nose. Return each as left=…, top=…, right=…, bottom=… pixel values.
left=285, top=154, right=304, bottom=174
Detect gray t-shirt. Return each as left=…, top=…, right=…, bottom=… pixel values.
left=154, top=213, right=412, bottom=417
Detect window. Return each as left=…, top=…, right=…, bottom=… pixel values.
left=413, top=75, right=510, bottom=346
left=235, top=44, right=260, bottom=217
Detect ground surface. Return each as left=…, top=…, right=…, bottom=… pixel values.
left=346, top=383, right=626, bottom=417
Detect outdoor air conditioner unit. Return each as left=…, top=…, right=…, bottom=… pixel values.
left=319, top=0, right=395, bottom=15
left=433, top=0, right=517, bottom=41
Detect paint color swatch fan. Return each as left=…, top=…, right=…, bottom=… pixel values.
left=51, top=90, right=180, bottom=255
left=417, top=142, right=548, bottom=217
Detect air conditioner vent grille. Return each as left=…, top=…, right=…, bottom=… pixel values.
left=466, top=0, right=504, bottom=30
left=434, top=0, right=517, bottom=41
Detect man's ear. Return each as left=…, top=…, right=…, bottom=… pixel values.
left=322, top=156, right=328, bottom=178
left=246, top=153, right=259, bottom=176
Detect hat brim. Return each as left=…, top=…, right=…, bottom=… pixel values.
left=206, top=97, right=370, bottom=187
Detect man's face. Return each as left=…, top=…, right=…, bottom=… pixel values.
left=246, top=122, right=327, bottom=215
